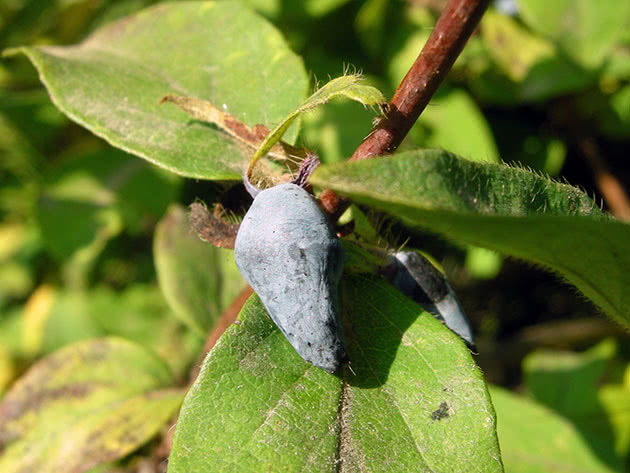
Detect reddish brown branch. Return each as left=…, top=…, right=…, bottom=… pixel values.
left=353, top=0, right=490, bottom=159
left=551, top=99, right=630, bottom=221
left=579, top=138, right=630, bottom=221
left=320, top=0, right=490, bottom=216
left=189, top=285, right=254, bottom=383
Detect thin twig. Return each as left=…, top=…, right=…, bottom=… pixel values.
left=551, top=98, right=630, bottom=221
left=189, top=285, right=254, bottom=383
left=320, top=0, right=491, bottom=216
left=578, top=137, right=630, bottom=221
left=158, top=287, right=253, bottom=463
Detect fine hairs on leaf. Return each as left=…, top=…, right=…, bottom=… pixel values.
left=246, top=73, right=387, bottom=181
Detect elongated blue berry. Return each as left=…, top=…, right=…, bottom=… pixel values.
left=385, top=251, right=475, bottom=349
left=234, top=183, right=347, bottom=372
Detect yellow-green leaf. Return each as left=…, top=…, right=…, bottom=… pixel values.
left=0, top=337, right=183, bottom=473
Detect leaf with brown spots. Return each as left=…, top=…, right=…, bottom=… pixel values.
left=160, top=95, right=307, bottom=165
left=6, top=2, right=308, bottom=181
left=0, top=337, right=183, bottom=473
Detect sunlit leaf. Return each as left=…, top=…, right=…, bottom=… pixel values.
left=169, top=275, right=501, bottom=472
left=6, top=1, right=308, bottom=180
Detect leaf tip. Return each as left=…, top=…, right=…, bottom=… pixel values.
left=159, top=94, right=174, bottom=106
left=2, top=46, right=23, bottom=59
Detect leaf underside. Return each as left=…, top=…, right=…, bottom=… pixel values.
left=311, top=149, right=630, bottom=328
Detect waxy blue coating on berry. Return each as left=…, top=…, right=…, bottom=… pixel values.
left=388, top=251, right=476, bottom=349
left=234, top=183, right=347, bottom=372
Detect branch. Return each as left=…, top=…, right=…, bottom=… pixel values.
left=551, top=98, right=630, bottom=221
left=320, top=0, right=491, bottom=216
left=188, top=285, right=254, bottom=383
left=578, top=137, right=630, bottom=221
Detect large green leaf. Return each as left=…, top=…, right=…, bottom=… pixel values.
left=490, top=386, right=618, bottom=473
left=169, top=275, right=502, bottom=472
left=0, top=337, right=183, bottom=473
left=6, top=1, right=308, bottom=180
left=154, top=205, right=246, bottom=334
left=311, top=150, right=630, bottom=328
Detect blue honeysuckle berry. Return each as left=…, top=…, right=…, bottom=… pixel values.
left=234, top=183, right=347, bottom=372
left=385, top=251, right=476, bottom=350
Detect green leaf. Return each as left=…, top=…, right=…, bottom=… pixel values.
left=477, top=10, right=594, bottom=103
left=523, top=339, right=617, bottom=417
left=154, top=205, right=246, bottom=334
left=39, top=148, right=177, bottom=258
left=522, top=340, right=627, bottom=468
left=311, top=150, right=630, bottom=328
left=6, top=1, right=308, bottom=180
left=517, top=0, right=630, bottom=68
left=490, top=385, right=618, bottom=473
left=599, top=384, right=630, bottom=459
left=300, top=100, right=378, bottom=164
left=168, top=275, right=502, bottom=472
left=0, top=337, right=183, bottom=473
left=36, top=147, right=178, bottom=288
left=21, top=284, right=202, bottom=380
left=86, top=284, right=203, bottom=380
left=248, top=74, right=385, bottom=176
left=0, top=344, right=13, bottom=398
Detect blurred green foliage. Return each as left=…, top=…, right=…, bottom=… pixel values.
left=1, top=1, right=629, bottom=472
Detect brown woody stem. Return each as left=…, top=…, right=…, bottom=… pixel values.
left=320, top=0, right=491, bottom=216
left=189, top=285, right=254, bottom=383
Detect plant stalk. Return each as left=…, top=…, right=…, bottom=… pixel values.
left=320, top=0, right=491, bottom=216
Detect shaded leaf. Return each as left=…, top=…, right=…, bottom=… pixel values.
left=522, top=340, right=627, bottom=468
left=154, top=205, right=246, bottom=334
left=476, top=10, right=593, bottom=103
left=300, top=100, right=376, bottom=164
left=6, top=1, right=308, bottom=180
left=35, top=148, right=178, bottom=288
left=490, top=385, right=617, bottom=473
left=598, top=385, right=630, bottom=459
left=410, top=88, right=500, bottom=164
left=0, top=337, right=182, bottom=473
left=21, top=284, right=202, bottom=380
left=311, top=150, right=630, bottom=328
left=523, top=339, right=616, bottom=417
left=169, top=275, right=501, bottom=472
